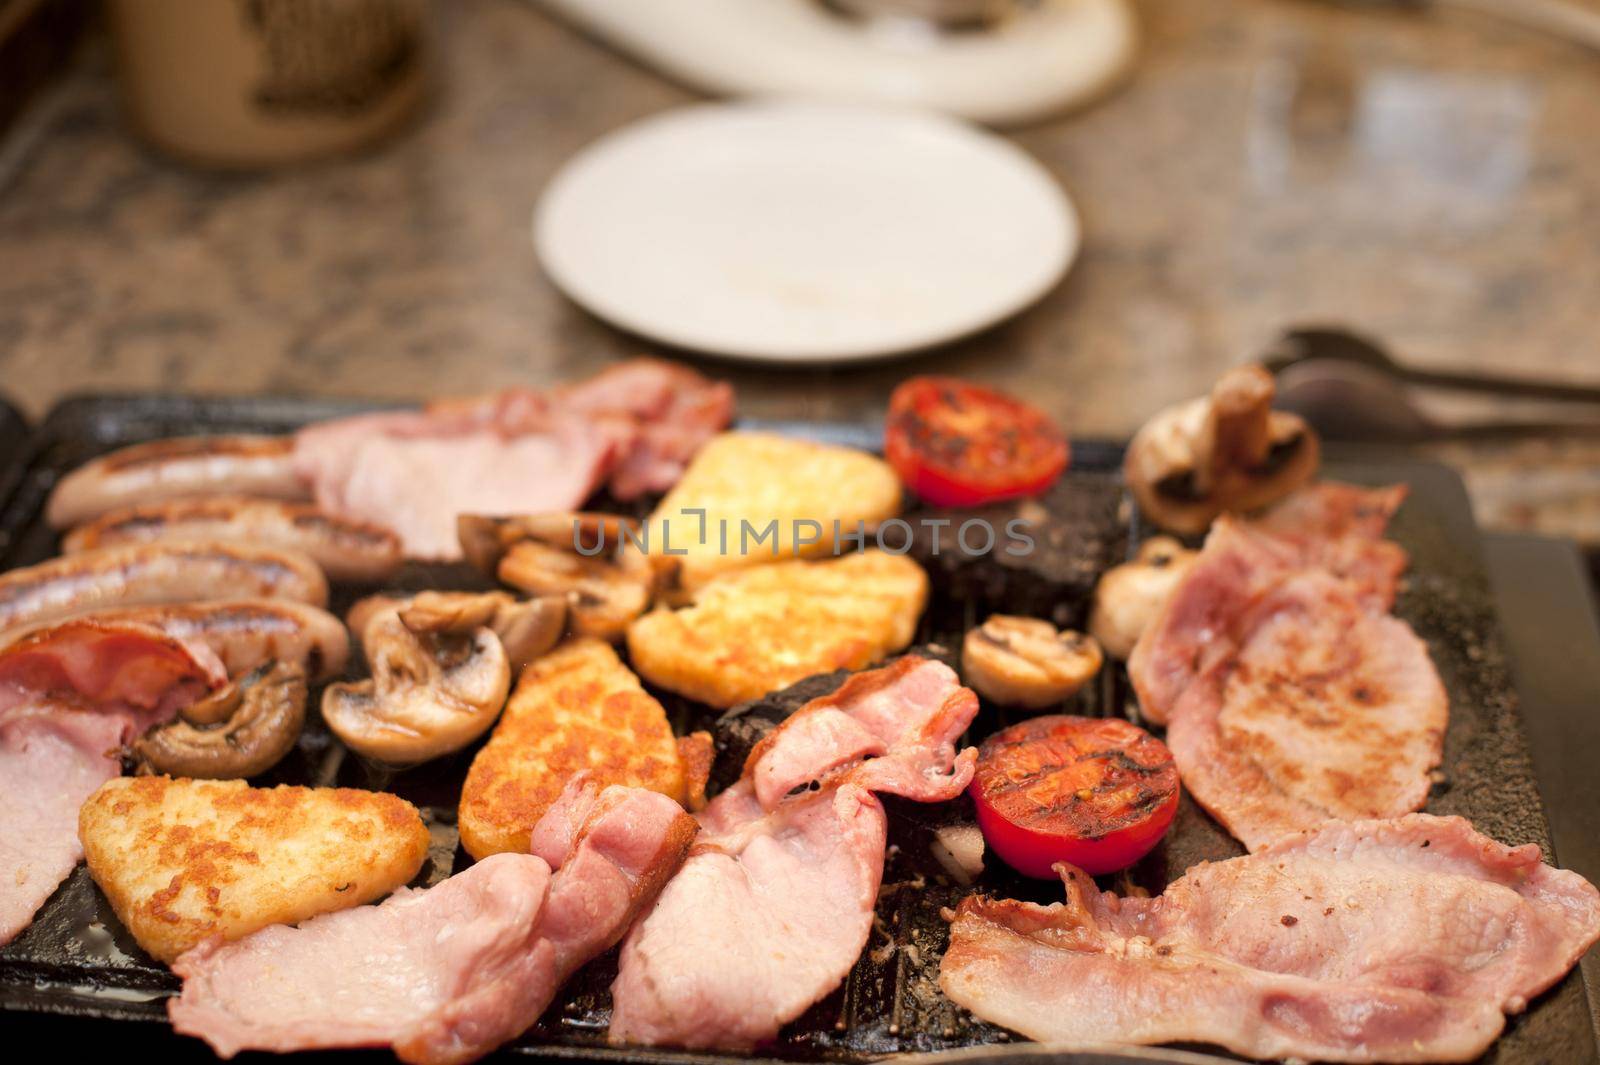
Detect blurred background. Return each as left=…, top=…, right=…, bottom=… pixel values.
left=0, top=0, right=1597, bottom=578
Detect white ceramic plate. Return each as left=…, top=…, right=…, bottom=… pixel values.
left=534, top=100, right=1078, bottom=363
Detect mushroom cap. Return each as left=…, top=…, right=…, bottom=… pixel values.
left=130, top=661, right=307, bottom=779
left=457, top=515, right=507, bottom=578
left=1089, top=536, right=1197, bottom=660
left=456, top=513, right=654, bottom=643
left=962, top=615, right=1103, bottom=709
left=1124, top=370, right=1320, bottom=535
left=352, top=590, right=568, bottom=677
left=396, top=590, right=510, bottom=634
left=477, top=596, right=566, bottom=674
left=322, top=607, right=511, bottom=766
left=497, top=540, right=649, bottom=642
left=457, top=512, right=640, bottom=575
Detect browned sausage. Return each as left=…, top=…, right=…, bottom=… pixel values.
left=63, top=497, right=402, bottom=583
left=2, top=599, right=351, bottom=682
left=46, top=435, right=307, bottom=529
left=0, top=541, right=328, bottom=638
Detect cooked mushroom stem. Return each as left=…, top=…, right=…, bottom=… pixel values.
left=1124, top=363, right=1320, bottom=535
left=131, top=661, right=307, bottom=779
left=962, top=615, right=1103, bottom=709
left=1090, top=537, right=1198, bottom=660
left=1196, top=365, right=1274, bottom=496
left=322, top=607, right=511, bottom=766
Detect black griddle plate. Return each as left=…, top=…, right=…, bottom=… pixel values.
left=0, top=393, right=29, bottom=544
left=0, top=394, right=1594, bottom=1065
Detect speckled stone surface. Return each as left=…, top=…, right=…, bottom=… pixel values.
left=1, top=0, right=1598, bottom=442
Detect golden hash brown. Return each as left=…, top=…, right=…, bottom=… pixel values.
left=458, top=637, right=689, bottom=861
left=676, top=731, right=714, bottom=812
left=626, top=549, right=928, bottom=709
left=644, top=431, right=902, bottom=595
left=78, top=776, right=428, bottom=964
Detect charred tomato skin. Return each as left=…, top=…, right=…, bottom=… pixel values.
left=884, top=377, right=1069, bottom=508
left=971, top=714, right=1179, bottom=877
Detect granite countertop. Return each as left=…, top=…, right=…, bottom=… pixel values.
left=0, top=0, right=1597, bottom=536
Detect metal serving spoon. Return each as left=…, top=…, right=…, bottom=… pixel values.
left=1263, top=328, right=1600, bottom=443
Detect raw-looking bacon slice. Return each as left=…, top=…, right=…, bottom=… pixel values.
left=1130, top=482, right=1409, bottom=727
left=1128, top=482, right=1442, bottom=851
left=292, top=359, right=732, bottom=560
left=1164, top=569, right=1446, bottom=851
left=0, top=620, right=221, bottom=946
left=940, top=814, right=1600, bottom=1064
left=609, top=656, right=978, bottom=1051
left=169, top=780, right=696, bottom=1065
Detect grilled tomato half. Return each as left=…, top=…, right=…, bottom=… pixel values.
left=884, top=377, right=1068, bottom=507
left=971, top=714, right=1178, bottom=877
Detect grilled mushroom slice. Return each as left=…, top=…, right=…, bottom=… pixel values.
left=1090, top=536, right=1198, bottom=660
left=962, top=615, right=1103, bottom=709
left=130, top=661, right=306, bottom=779
left=458, top=513, right=653, bottom=641
left=322, top=605, right=511, bottom=766
left=399, top=591, right=566, bottom=674
left=350, top=590, right=567, bottom=675
left=1125, top=364, right=1320, bottom=535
